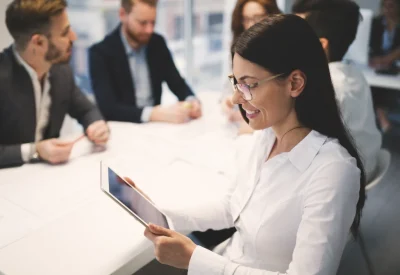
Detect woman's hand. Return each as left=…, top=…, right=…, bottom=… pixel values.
left=222, top=96, right=244, bottom=123
left=369, top=55, right=393, bottom=69
left=144, top=223, right=197, bottom=269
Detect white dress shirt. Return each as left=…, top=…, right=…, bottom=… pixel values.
left=13, top=47, right=52, bottom=162
left=165, top=128, right=360, bottom=275
left=329, top=61, right=382, bottom=181
left=120, top=29, right=154, bottom=122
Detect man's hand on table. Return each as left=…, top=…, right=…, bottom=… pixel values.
left=36, top=139, right=74, bottom=164
left=86, top=120, right=110, bottom=145
left=150, top=103, right=192, bottom=124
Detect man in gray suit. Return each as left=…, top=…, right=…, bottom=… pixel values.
left=0, top=0, right=109, bottom=168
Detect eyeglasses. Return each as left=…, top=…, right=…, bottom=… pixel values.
left=228, top=73, right=284, bottom=101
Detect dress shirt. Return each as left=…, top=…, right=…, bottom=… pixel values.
left=13, top=47, right=52, bottom=162
left=165, top=128, right=360, bottom=275
left=382, top=18, right=397, bottom=54
left=329, top=61, right=382, bottom=181
left=120, top=30, right=196, bottom=122
left=120, top=29, right=154, bottom=122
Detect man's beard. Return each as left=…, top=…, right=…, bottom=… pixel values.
left=45, top=40, right=72, bottom=64
left=126, top=27, right=151, bottom=46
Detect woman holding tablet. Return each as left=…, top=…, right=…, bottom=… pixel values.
left=134, top=14, right=365, bottom=275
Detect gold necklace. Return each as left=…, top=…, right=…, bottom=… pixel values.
left=280, top=126, right=306, bottom=142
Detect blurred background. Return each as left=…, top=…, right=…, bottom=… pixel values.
left=0, top=0, right=380, bottom=94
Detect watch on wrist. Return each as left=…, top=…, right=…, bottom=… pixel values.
left=29, top=143, right=41, bottom=163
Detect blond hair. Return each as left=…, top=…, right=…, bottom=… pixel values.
left=121, top=0, right=158, bottom=12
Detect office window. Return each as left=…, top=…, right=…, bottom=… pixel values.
left=193, top=0, right=225, bottom=90
left=154, top=0, right=186, bottom=79
left=174, top=16, right=184, bottom=40
left=208, top=13, right=224, bottom=52
left=173, top=15, right=201, bottom=40
left=68, top=0, right=119, bottom=94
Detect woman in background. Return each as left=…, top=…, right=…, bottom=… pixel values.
left=369, top=0, right=400, bottom=132
left=222, top=0, right=281, bottom=135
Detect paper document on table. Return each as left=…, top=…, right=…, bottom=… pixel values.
left=69, top=138, right=102, bottom=160
left=174, top=130, right=237, bottom=176
left=173, top=131, right=256, bottom=178
left=0, top=163, right=99, bottom=223
left=0, top=198, right=42, bottom=249
left=145, top=158, right=233, bottom=211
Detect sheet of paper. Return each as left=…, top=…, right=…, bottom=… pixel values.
left=0, top=161, right=100, bottom=223
left=0, top=198, right=42, bottom=249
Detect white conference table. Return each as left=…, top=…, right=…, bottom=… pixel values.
left=359, top=64, right=400, bottom=90
left=0, top=92, right=241, bottom=275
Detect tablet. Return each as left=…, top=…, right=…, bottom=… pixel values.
left=100, top=162, right=169, bottom=229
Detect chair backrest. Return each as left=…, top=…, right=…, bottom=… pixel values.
left=365, top=148, right=391, bottom=191
left=343, top=9, right=374, bottom=66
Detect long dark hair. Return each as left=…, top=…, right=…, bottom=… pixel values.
left=232, top=14, right=366, bottom=238
left=231, top=0, right=281, bottom=44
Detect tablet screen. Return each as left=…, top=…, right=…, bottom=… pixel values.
left=102, top=165, right=169, bottom=229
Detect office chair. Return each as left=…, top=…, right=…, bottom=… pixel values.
left=358, top=148, right=391, bottom=275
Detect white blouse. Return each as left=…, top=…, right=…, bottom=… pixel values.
left=165, top=128, right=360, bottom=275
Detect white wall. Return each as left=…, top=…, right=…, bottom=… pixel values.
left=0, top=0, right=13, bottom=50
left=354, top=0, right=380, bottom=15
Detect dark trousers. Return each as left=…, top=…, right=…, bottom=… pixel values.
left=371, top=86, right=400, bottom=109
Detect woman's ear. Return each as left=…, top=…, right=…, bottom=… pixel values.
left=288, top=70, right=306, bottom=98
left=319, top=38, right=330, bottom=60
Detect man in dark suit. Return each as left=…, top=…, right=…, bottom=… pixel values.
left=0, top=0, right=109, bottom=169
left=89, top=0, right=202, bottom=124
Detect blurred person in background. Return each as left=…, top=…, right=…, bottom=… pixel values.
left=0, top=0, right=108, bottom=169
left=292, top=0, right=382, bottom=181
left=369, top=0, right=400, bottom=132
left=89, top=0, right=202, bottom=124
left=221, top=0, right=281, bottom=135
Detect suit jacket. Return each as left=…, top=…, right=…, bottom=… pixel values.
left=89, top=26, right=195, bottom=123
left=0, top=46, right=103, bottom=169
left=369, top=16, right=400, bottom=57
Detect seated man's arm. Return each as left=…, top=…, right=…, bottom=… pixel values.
left=0, top=144, right=25, bottom=169
left=160, top=37, right=195, bottom=101
left=89, top=48, right=144, bottom=123
left=1, top=140, right=76, bottom=168
left=66, top=72, right=111, bottom=144
left=68, top=82, right=103, bottom=130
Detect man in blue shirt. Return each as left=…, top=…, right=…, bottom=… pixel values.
left=89, top=0, right=202, bottom=123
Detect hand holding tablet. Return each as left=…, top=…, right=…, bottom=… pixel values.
left=100, top=162, right=198, bottom=269
left=100, top=162, right=169, bottom=229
